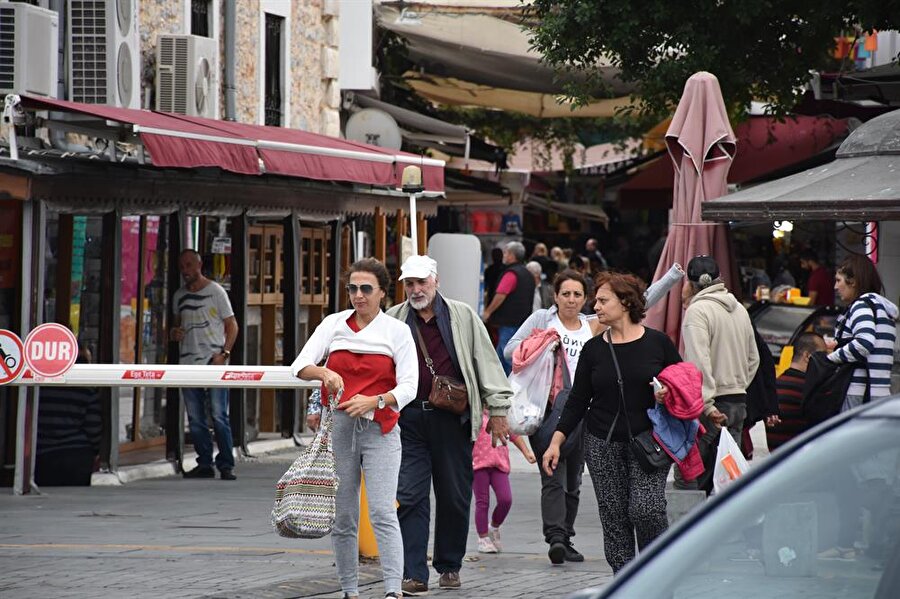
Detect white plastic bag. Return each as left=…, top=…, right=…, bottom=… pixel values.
left=507, top=346, right=555, bottom=435
left=712, top=428, right=750, bottom=495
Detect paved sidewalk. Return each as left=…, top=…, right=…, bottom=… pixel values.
left=0, top=448, right=612, bottom=599
left=0, top=424, right=769, bottom=598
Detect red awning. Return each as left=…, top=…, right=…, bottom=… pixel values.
left=20, top=95, right=444, bottom=192
left=165, top=115, right=443, bottom=192
left=619, top=115, right=849, bottom=210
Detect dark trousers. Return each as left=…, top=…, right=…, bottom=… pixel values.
left=674, top=397, right=747, bottom=493
left=584, top=433, right=668, bottom=573
left=397, top=404, right=473, bottom=582
left=537, top=437, right=584, bottom=544
left=35, top=448, right=95, bottom=486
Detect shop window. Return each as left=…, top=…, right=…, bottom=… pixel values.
left=190, top=0, right=212, bottom=37
left=301, top=227, right=329, bottom=306
left=248, top=224, right=282, bottom=305
left=263, top=13, right=284, bottom=126
left=0, top=203, right=21, bottom=330
left=119, top=215, right=170, bottom=449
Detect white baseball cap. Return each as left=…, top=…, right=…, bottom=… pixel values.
left=399, top=255, right=438, bottom=280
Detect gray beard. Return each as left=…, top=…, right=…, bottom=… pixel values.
left=409, top=296, right=431, bottom=311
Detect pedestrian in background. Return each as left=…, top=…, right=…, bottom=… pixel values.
left=171, top=249, right=239, bottom=481
left=483, top=241, right=536, bottom=375
left=526, top=260, right=554, bottom=310
left=531, top=242, right=558, bottom=280
left=550, top=246, right=568, bottom=274
left=827, top=255, right=898, bottom=411
left=583, top=237, right=608, bottom=271
left=800, top=250, right=834, bottom=306
left=35, top=346, right=101, bottom=486
left=506, top=269, right=601, bottom=564
left=678, top=255, right=759, bottom=493
left=483, top=247, right=505, bottom=306
left=472, top=409, right=535, bottom=554
left=543, top=272, right=681, bottom=573
left=766, top=333, right=826, bottom=451
left=387, top=255, right=512, bottom=595
left=740, top=327, right=779, bottom=460
left=291, top=258, right=418, bottom=599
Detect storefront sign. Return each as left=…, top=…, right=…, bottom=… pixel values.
left=211, top=236, right=232, bottom=254
left=23, top=323, right=78, bottom=378
left=0, top=329, right=25, bottom=384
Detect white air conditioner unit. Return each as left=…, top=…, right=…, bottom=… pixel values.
left=0, top=3, right=59, bottom=97
left=155, top=34, right=218, bottom=118
left=67, top=0, right=141, bottom=109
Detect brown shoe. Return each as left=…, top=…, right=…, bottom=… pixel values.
left=439, top=571, right=460, bottom=589
left=401, top=578, right=428, bottom=596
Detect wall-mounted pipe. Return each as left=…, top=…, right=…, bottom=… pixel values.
left=224, top=1, right=237, bottom=121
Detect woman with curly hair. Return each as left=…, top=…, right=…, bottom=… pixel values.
left=542, top=271, right=681, bottom=573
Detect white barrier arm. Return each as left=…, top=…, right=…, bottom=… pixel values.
left=12, top=364, right=320, bottom=389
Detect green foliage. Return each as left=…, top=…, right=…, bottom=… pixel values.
left=526, top=0, right=900, bottom=121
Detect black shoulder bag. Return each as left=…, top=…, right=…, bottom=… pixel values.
left=605, top=329, right=671, bottom=474
left=802, top=296, right=876, bottom=425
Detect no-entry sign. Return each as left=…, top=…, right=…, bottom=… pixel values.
left=0, top=329, right=25, bottom=384
left=24, top=323, right=78, bottom=378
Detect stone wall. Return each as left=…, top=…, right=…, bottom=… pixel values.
left=138, top=1, right=184, bottom=109
left=233, top=1, right=260, bottom=125
left=137, top=0, right=339, bottom=134
left=288, top=1, right=341, bottom=136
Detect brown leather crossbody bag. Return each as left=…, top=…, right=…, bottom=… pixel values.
left=411, top=318, right=469, bottom=415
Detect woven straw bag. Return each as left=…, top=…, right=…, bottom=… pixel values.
left=271, top=407, right=339, bottom=538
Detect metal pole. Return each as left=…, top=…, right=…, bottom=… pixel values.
left=281, top=211, right=301, bottom=438
left=13, top=201, right=34, bottom=495
left=409, top=193, right=418, bottom=257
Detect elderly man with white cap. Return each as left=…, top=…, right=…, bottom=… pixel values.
left=387, top=254, right=512, bottom=595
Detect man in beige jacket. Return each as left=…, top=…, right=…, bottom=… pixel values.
left=678, top=255, right=759, bottom=492
left=387, top=255, right=512, bottom=595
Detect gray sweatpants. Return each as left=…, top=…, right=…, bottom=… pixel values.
left=331, top=410, right=403, bottom=596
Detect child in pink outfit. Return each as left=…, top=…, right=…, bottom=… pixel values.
left=472, top=410, right=535, bottom=553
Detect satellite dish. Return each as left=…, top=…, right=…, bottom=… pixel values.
left=345, top=108, right=403, bottom=150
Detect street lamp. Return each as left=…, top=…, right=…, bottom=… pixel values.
left=402, top=165, right=424, bottom=257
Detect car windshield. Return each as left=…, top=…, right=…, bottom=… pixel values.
left=611, top=419, right=900, bottom=599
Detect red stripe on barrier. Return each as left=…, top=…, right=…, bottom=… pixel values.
left=222, top=371, right=264, bottom=381
left=122, top=370, right=166, bottom=380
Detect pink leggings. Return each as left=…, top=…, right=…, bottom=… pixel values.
left=473, top=467, right=513, bottom=536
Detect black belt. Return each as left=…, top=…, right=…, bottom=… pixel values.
left=408, top=399, right=434, bottom=411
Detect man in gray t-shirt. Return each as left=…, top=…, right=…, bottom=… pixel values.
left=170, top=250, right=239, bottom=480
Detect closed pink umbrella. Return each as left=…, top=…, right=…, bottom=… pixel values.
left=645, top=72, right=739, bottom=348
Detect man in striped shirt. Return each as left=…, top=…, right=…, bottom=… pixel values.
left=35, top=347, right=101, bottom=486
left=766, top=333, right=826, bottom=452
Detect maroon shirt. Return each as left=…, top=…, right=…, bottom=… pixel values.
left=807, top=266, right=834, bottom=306
left=413, top=313, right=460, bottom=402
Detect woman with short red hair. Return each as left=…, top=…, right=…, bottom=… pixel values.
left=542, top=271, right=681, bottom=573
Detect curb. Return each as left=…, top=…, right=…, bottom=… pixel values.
left=91, top=437, right=306, bottom=486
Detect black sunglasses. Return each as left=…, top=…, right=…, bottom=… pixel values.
left=346, top=283, right=378, bottom=295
